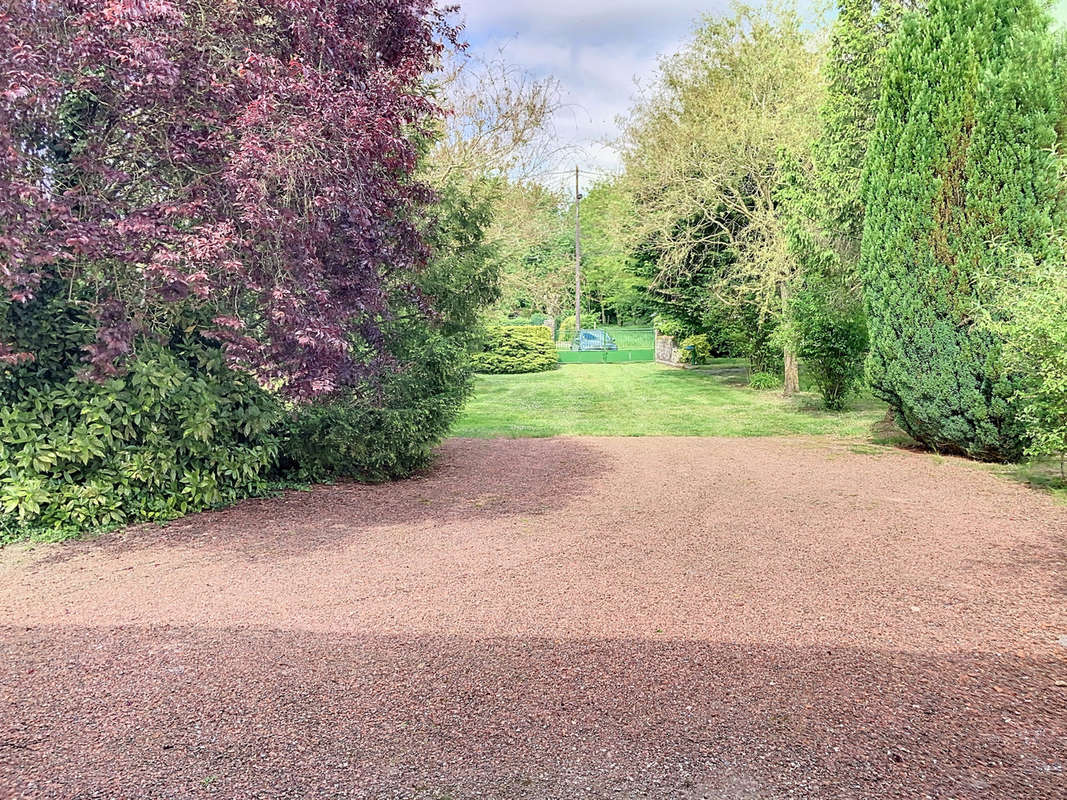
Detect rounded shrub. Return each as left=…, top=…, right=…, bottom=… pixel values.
left=653, top=316, right=688, bottom=339
left=678, top=334, right=713, bottom=365
left=791, top=277, right=869, bottom=410
left=471, top=325, right=558, bottom=374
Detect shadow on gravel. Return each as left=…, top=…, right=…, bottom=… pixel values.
left=2, top=626, right=1064, bottom=800
left=36, top=438, right=608, bottom=562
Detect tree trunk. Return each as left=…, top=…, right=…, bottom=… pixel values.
left=783, top=347, right=799, bottom=396
left=780, top=282, right=799, bottom=396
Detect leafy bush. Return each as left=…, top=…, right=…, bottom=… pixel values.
left=990, top=254, right=1067, bottom=476
left=860, top=0, right=1064, bottom=460
left=277, top=174, right=500, bottom=484
left=654, top=316, right=688, bottom=339
left=749, top=372, right=783, bottom=391
left=791, top=278, right=869, bottom=410
left=0, top=339, right=282, bottom=538
left=678, top=334, right=713, bottom=365
left=721, top=297, right=783, bottom=374
left=278, top=326, right=472, bottom=483
left=473, top=326, right=558, bottom=374
left=557, top=315, right=578, bottom=343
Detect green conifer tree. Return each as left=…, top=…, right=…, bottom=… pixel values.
left=816, top=0, right=907, bottom=260
left=860, top=0, right=1065, bottom=460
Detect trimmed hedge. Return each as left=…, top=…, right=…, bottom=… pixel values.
left=472, top=325, right=558, bottom=374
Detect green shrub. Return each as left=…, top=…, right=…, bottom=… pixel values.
left=860, top=0, right=1065, bottom=460
left=989, top=253, right=1067, bottom=476
left=472, top=325, right=558, bottom=374
left=749, top=372, right=783, bottom=391
left=278, top=325, right=471, bottom=482
left=653, top=315, right=687, bottom=339
left=791, top=277, right=869, bottom=410
left=0, top=282, right=92, bottom=404
left=0, top=340, right=282, bottom=538
left=557, top=315, right=578, bottom=343
left=678, top=334, right=713, bottom=365
left=276, top=173, right=498, bottom=484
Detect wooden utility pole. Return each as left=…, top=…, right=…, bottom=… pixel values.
left=574, top=165, right=582, bottom=334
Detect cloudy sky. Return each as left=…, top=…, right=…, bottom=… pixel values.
left=454, top=0, right=734, bottom=190
left=454, top=0, right=1067, bottom=192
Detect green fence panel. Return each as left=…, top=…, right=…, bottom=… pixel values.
left=603, top=348, right=654, bottom=363
left=557, top=348, right=655, bottom=364
left=554, top=327, right=655, bottom=364
left=558, top=350, right=608, bottom=364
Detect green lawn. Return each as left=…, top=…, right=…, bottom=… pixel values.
left=452, top=361, right=888, bottom=439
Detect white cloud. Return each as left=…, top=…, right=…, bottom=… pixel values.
left=457, top=0, right=718, bottom=39
left=453, top=0, right=724, bottom=190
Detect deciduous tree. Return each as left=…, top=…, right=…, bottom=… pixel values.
left=0, top=0, right=454, bottom=398
left=620, top=3, right=823, bottom=392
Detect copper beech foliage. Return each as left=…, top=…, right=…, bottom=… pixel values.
left=0, top=0, right=457, bottom=398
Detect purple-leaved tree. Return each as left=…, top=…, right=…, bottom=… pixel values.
left=0, top=0, right=457, bottom=398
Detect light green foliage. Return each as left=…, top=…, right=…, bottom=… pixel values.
left=653, top=316, right=686, bottom=339
left=453, top=362, right=885, bottom=438
left=471, top=325, right=558, bottom=374
left=621, top=3, right=823, bottom=321
left=748, top=372, right=784, bottom=391
left=488, top=178, right=647, bottom=327
left=492, top=181, right=574, bottom=318
left=677, top=334, right=712, bottom=365
left=495, top=313, right=549, bottom=327
left=860, top=0, right=1066, bottom=460
left=572, top=180, right=649, bottom=325
left=991, top=255, right=1067, bottom=473
left=557, top=314, right=577, bottom=343
left=0, top=341, right=281, bottom=539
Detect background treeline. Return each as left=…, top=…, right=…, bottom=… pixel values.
left=493, top=0, right=1067, bottom=469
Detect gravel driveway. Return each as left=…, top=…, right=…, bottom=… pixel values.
left=2, top=437, right=1065, bottom=799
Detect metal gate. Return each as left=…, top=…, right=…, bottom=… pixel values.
left=557, top=327, right=655, bottom=364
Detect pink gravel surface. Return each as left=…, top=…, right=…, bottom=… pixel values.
left=1, top=436, right=1066, bottom=799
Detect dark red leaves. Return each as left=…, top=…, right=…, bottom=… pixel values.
left=0, top=0, right=456, bottom=398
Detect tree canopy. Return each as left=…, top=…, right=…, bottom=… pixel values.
left=0, top=0, right=454, bottom=398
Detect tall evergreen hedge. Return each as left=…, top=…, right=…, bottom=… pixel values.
left=861, top=0, right=1065, bottom=460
